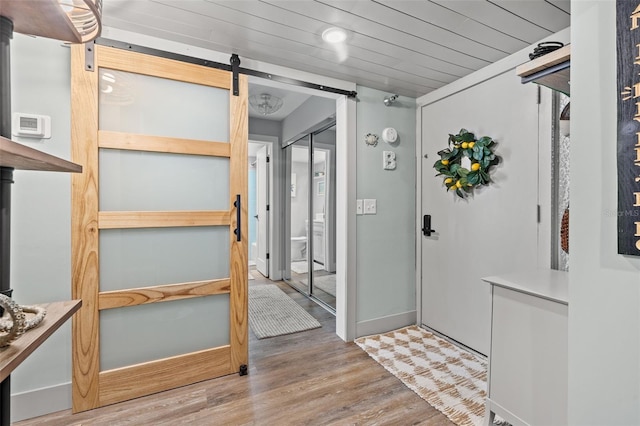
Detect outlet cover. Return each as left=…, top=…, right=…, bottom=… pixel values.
left=364, top=199, right=377, bottom=215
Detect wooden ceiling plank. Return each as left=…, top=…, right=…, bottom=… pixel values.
left=260, top=0, right=490, bottom=70
left=545, top=0, right=571, bottom=15
left=322, top=0, right=508, bottom=61
left=211, top=0, right=467, bottom=80
left=431, top=0, right=552, bottom=43
left=491, top=0, right=570, bottom=33
left=375, top=0, right=529, bottom=52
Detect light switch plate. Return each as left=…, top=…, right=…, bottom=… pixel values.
left=364, top=199, right=377, bottom=215
left=356, top=199, right=363, bottom=215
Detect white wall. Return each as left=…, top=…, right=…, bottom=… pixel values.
left=355, top=86, right=417, bottom=336
left=10, top=35, right=74, bottom=421
left=569, top=1, right=640, bottom=424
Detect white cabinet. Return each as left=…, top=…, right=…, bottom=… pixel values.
left=482, top=270, right=568, bottom=426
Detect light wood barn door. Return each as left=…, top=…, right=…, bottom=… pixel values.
left=70, top=44, right=248, bottom=412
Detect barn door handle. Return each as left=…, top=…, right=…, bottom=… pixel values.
left=422, top=215, right=435, bottom=236
left=234, top=194, right=241, bottom=241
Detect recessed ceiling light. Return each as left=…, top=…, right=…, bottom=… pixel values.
left=322, top=27, right=347, bottom=44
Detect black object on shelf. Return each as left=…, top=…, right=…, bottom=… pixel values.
left=529, top=41, right=564, bottom=60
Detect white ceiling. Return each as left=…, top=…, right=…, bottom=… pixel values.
left=248, top=82, right=312, bottom=120
left=101, top=0, right=570, bottom=99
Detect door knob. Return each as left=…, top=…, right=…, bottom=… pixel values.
left=422, top=215, right=435, bottom=236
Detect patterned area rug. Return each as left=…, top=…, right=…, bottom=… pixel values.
left=248, top=284, right=321, bottom=339
left=355, top=326, right=502, bottom=426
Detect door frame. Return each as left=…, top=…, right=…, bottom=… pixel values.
left=249, top=135, right=279, bottom=280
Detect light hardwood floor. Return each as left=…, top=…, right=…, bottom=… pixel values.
left=16, top=274, right=453, bottom=425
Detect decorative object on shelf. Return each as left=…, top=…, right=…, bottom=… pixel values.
left=249, top=93, right=283, bottom=116
left=1, top=0, right=103, bottom=44
left=381, top=127, right=398, bottom=144
left=528, top=41, right=564, bottom=60
left=516, top=44, right=570, bottom=95
left=0, top=296, right=47, bottom=347
left=364, top=132, right=378, bottom=147
left=561, top=206, right=569, bottom=254
left=0, top=295, right=25, bottom=348
left=433, top=129, right=500, bottom=199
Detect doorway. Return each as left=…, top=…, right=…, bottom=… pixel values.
left=284, top=124, right=337, bottom=312
left=248, top=141, right=270, bottom=278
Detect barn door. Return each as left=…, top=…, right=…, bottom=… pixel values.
left=70, top=44, right=248, bottom=412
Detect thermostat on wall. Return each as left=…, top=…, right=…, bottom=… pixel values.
left=12, top=113, right=51, bottom=139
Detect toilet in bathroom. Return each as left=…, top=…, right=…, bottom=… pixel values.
left=290, top=236, right=307, bottom=261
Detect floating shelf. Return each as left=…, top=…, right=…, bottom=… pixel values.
left=0, top=136, right=82, bottom=173
left=0, top=0, right=102, bottom=44
left=0, top=300, right=81, bottom=383
left=516, top=44, right=570, bottom=95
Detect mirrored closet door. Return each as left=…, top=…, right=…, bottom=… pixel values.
left=284, top=125, right=336, bottom=312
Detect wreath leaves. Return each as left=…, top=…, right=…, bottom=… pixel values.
left=433, top=129, right=500, bottom=198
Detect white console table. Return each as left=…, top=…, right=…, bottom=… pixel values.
left=482, top=270, right=568, bottom=426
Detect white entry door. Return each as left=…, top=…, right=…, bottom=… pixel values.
left=256, top=145, right=269, bottom=276
left=420, top=72, right=548, bottom=355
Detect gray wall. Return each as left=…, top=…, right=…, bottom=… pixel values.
left=249, top=117, right=280, bottom=140
left=282, top=96, right=335, bottom=144
left=569, top=1, right=640, bottom=424
left=355, top=86, right=416, bottom=333
left=10, top=35, right=74, bottom=419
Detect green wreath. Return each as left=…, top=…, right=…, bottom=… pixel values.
left=433, top=129, right=500, bottom=198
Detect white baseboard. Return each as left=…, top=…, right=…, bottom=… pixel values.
left=355, top=310, right=416, bottom=339
left=12, top=382, right=71, bottom=422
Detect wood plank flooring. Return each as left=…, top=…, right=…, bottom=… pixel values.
left=15, top=274, right=453, bottom=425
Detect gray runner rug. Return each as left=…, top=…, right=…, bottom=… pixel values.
left=248, top=284, right=321, bottom=339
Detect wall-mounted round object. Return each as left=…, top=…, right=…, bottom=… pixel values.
left=382, top=127, right=398, bottom=144
left=364, top=133, right=379, bottom=147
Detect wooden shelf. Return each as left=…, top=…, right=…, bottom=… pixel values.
left=0, top=299, right=81, bottom=382
left=0, top=136, right=82, bottom=173
left=516, top=44, right=570, bottom=95
left=1, top=0, right=81, bottom=43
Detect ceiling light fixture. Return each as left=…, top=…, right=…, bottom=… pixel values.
left=322, top=27, right=347, bottom=44
left=249, top=93, right=284, bottom=116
